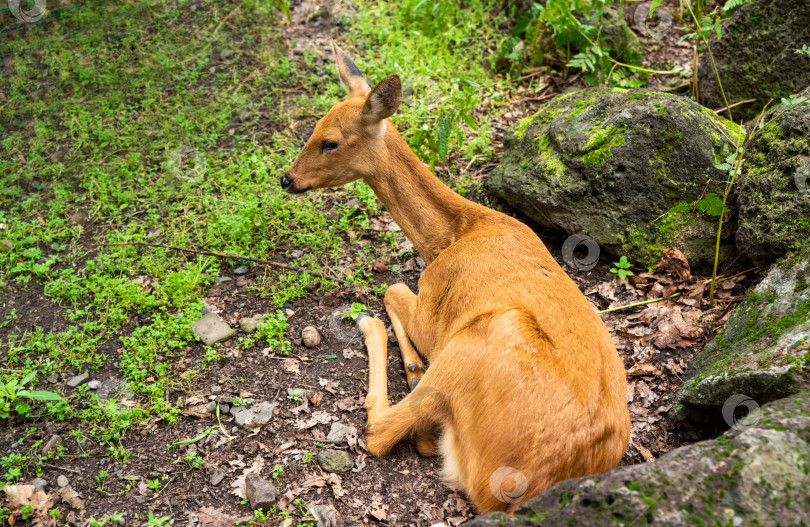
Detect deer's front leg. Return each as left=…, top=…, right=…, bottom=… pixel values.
left=357, top=315, right=421, bottom=457
left=384, top=283, right=426, bottom=391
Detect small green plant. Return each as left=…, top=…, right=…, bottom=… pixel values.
left=797, top=45, right=810, bottom=57
left=610, top=256, right=634, bottom=280
left=0, top=371, right=63, bottom=419
left=287, top=388, right=305, bottom=402
left=255, top=311, right=291, bottom=354
left=343, top=303, right=367, bottom=321
left=145, top=510, right=171, bottom=527
left=272, top=464, right=284, bottom=480
left=146, top=478, right=161, bottom=491
left=95, top=470, right=110, bottom=492
left=302, top=451, right=315, bottom=464
left=183, top=452, right=205, bottom=470
left=20, top=503, right=33, bottom=521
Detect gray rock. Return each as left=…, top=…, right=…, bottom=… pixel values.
left=465, top=391, right=810, bottom=526
left=697, top=0, right=810, bottom=122
left=57, top=475, right=69, bottom=488
left=736, top=87, right=810, bottom=263
left=234, top=265, right=249, bottom=275
left=209, top=469, right=226, bottom=486
left=326, top=421, right=350, bottom=442
left=301, top=326, right=321, bottom=348
left=193, top=313, right=236, bottom=346
left=87, top=380, right=101, bottom=390
left=317, top=449, right=352, bottom=473
left=673, top=256, right=810, bottom=422
left=40, top=434, right=62, bottom=456
left=66, top=373, right=89, bottom=388
left=32, top=478, right=47, bottom=489
left=232, top=402, right=274, bottom=429
left=211, top=385, right=222, bottom=395
left=206, top=401, right=217, bottom=414
left=218, top=403, right=230, bottom=415
left=45, top=374, right=58, bottom=384
left=238, top=314, right=265, bottom=333
left=134, top=495, right=145, bottom=504
left=245, top=473, right=277, bottom=511
left=487, top=88, right=740, bottom=269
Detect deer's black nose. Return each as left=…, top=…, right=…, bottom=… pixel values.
left=280, top=175, right=292, bottom=189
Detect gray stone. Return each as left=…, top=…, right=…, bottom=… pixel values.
left=209, top=469, right=226, bottom=486
left=234, top=265, right=249, bottom=275
left=66, top=373, right=89, bottom=388
left=487, top=88, right=740, bottom=269
left=206, top=401, right=217, bottom=414
left=301, top=326, right=321, bottom=348
left=326, top=421, right=350, bottom=442
left=465, top=391, right=810, bottom=526
left=45, top=374, right=58, bottom=384
left=32, top=478, right=47, bottom=489
left=238, top=314, right=265, bottom=333
left=57, top=475, right=69, bottom=488
left=245, top=473, right=277, bottom=511
left=134, top=495, right=145, bottom=504
left=232, top=402, right=275, bottom=429
left=218, top=403, right=230, bottom=415
left=193, top=313, right=236, bottom=346
left=87, top=380, right=101, bottom=390
left=211, top=385, right=222, bottom=395
left=736, top=87, right=810, bottom=263
left=673, top=256, right=810, bottom=422
left=317, top=449, right=352, bottom=473
left=40, top=434, right=62, bottom=456
left=697, top=0, right=810, bottom=122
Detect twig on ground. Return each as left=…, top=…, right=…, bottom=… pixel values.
left=713, top=98, right=757, bottom=114
left=92, top=241, right=351, bottom=285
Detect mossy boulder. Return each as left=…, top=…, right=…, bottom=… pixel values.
left=464, top=391, right=810, bottom=526
left=673, top=256, right=810, bottom=423
left=736, top=88, right=810, bottom=263
left=487, top=89, right=740, bottom=269
left=697, top=0, right=810, bottom=122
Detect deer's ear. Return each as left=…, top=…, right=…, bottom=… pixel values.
left=331, top=40, right=370, bottom=96
left=362, top=75, right=402, bottom=124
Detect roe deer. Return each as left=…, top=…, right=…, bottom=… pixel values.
left=282, top=41, right=630, bottom=513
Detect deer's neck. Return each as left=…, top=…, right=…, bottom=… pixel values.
left=364, top=127, right=473, bottom=263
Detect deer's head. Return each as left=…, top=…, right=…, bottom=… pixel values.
left=281, top=41, right=402, bottom=193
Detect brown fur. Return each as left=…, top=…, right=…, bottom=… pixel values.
left=283, top=41, right=630, bottom=514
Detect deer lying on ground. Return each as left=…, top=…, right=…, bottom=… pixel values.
left=282, top=41, right=630, bottom=513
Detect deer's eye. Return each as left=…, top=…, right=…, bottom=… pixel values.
left=322, top=141, right=338, bottom=152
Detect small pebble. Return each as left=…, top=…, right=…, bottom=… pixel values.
left=206, top=401, right=217, bottom=414
left=87, top=380, right=101, bottom=390
left=234, top=265, right=249, bottom=275
left=211, top=385, right=222, bottom=395
left=57, top=475, right=69, bottom=488
left=32, top=478, right=47, bottom=489
left=46, top=374, right=58, bottom=384
left=218, top=403, right=230, bottom=415
left=66, top=372, right=89, bottom=388
left=301, top=326, right=321, bottom=348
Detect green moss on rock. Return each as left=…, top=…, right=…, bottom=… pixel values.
left=487, top=88, right=740, bottom=269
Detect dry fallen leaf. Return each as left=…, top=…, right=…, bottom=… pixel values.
left=230, top=454, right=264, bottom=499
left=196, top=507, right=238, bottom=527
left=283, top=358, right=301, bottom=375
